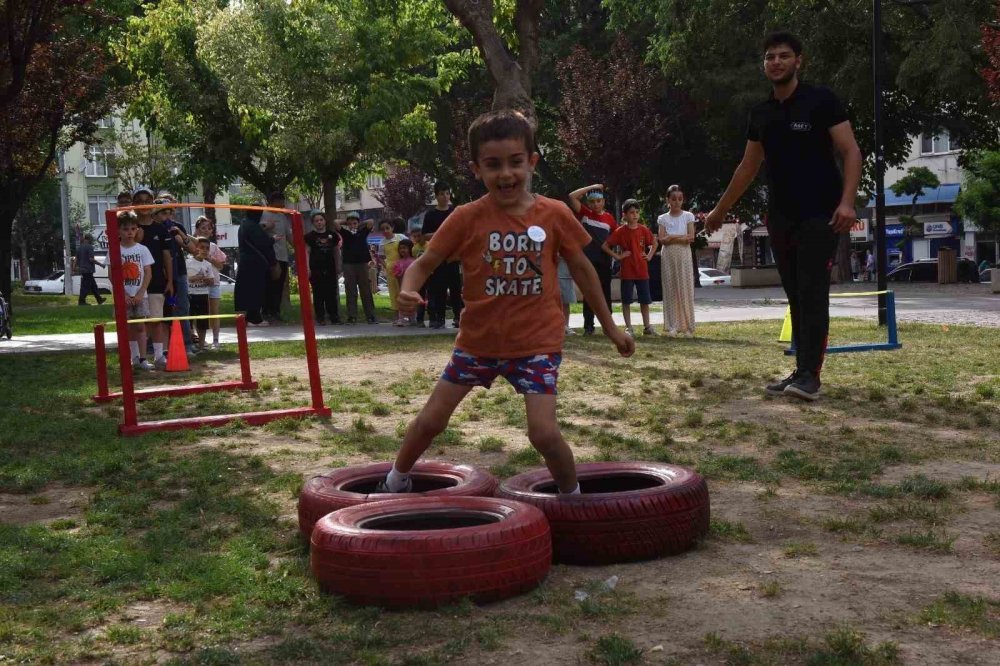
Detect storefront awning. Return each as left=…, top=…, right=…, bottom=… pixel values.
left=866, top=183, right=960, bottom=208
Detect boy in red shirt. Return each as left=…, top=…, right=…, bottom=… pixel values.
left=603, top=199, right=656, bottom=337
left=382, top=110, right=635, bottom=495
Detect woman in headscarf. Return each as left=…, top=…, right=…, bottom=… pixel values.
left=235, top=209, right=276, bottom=326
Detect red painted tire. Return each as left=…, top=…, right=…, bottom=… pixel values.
left=297, top=462, right=497, bottom=538
left=497, top=462, right=710, bottom=565
left=310, top=496, right=552, bottom=608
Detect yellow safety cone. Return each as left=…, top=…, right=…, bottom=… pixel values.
left=778, top=306, right=792, bottom=343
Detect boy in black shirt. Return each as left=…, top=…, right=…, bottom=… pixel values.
left=304, top=212, right=341, bottom=325
left=134, top=188, right=173, bottom=368
left=335, top=211, right=377, bottom=324
left=420, top=181, right=463, bottom=328
left=705, top=32, right=862, bottom=401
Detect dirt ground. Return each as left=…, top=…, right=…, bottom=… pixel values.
left=162, top=349, right=1000, bottom=665
left=8, top=336, right=997, bottom=665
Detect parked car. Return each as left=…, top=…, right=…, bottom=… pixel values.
left=698, top=267, right=731, bottom=286
left=981, top=268, right=994, bottom=284
left=887, top=258, right=981, bottom=283
left=218, top=273, right=236, bottom=295
left=23, top=271, right=68, bottom=294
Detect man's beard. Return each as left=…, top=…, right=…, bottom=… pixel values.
left=770, top=69, right=797, bottom=85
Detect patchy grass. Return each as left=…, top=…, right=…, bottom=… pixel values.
left=2, top=319, right=997, bottom=663
left=590, top=633, right=643, bottom=665
left=704, top=626, right=899, bottom=665
left=918, top=592, right=1000, bottom=638
left=709, top=518, right=755, bottom=544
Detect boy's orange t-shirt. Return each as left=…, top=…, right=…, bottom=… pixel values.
left=428, top=194, right=592, bottom=358
left=607, top=224, right=655, bottom=280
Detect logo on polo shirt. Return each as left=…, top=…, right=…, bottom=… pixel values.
left=790, top=121, right=812, bottom=132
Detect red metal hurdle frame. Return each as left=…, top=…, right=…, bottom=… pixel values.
left=97, top=204, right=332, bottom=436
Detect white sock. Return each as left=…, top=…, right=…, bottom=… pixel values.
left=561, top=483, right=581, bottom=495
left=153, top=342, right=164, bottom=360
left=129, top=341, right=139, bottom=358
left=386, top=464, right=410, bottom=492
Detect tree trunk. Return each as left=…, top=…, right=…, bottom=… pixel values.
left=0, top=204, right=17, bottom=307
left=322, top=177, right=338, bottom=221
left=202, top=180, right=218, bottom=222
left=832, top=233, right=852, bottom=284
left=443, top=0, right=537, bottom=123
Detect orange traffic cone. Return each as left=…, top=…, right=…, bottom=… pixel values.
left=166, top=319, right=189, bottom=372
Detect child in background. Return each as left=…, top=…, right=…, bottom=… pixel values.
left=118, top=212, right=155, bottom=371
left=603, top=199, right=656, bottom=337
left=378, top=219, right=408, bottom=324
left=194, top=216, right=227, bottom=349
left=186, top=238, right=215, bottom=351
left=408, top=229, right=428, bottom=327
left=380, top=109, right=634, bottom=496
left=392, top=239, right=416, bottom=326
left=657, top=185, right=697, bottom=336
left=558, top=259, right=576, bottom=335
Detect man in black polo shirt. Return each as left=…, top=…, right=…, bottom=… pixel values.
left=705, top=31, right=862, bottom=401
left=421, top=181, right=463, bottom=329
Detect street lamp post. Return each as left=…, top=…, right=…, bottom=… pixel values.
left=873, top=0, right=888, bottom=325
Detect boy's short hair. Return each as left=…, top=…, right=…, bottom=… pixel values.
left=117, top=210, right=138, bottom=226
left=467, top=109, right=535, bottom=162
left=622, top=199, right=640, bottom=212
left=399, top=238, right=414, bottom=250
left=267, top=191, right=285, bottom=204
left=763, top=31, right=802, bottom=56
left=345, top=211, right=360, bottom=220
left=83, top=233, right=94, bottom=242
left=433, top=180, right=450, bottom=194
left=196, top=236, right=210, bottom=246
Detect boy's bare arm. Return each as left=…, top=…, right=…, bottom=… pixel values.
left=565, top=249, right=635, bottom=357
left=398, top=248, right=446, bottom=309
left=133, top=265, right=151, bottom=303
left=601, top=241, right=630, bottom=262
left=568, top=183, right=602, bottom=214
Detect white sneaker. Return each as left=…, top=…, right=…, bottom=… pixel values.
left=154, top=356, right=167, bottom=370
left=625, top=327, right=636, bottom=338
left=137, top=359, right=154, bottom=371
left=132, top=356, right=141, bottom=368
left=211, top=342, right=220, bottom=351
left=564, top=327, right=577, bottom=335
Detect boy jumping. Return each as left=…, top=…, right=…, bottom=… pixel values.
left=380, top=110, right=635, bottom=495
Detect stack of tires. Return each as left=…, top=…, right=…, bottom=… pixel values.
left=300, top=460, right=710, bottom=609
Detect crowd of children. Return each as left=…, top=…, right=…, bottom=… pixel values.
left=114, top=190, right=228, bottom=370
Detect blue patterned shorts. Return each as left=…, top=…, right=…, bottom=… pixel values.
left=442, top=349, right=562, bottom=395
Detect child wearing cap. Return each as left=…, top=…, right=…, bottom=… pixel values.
left=603, top=200, right=657, bottom=337
left=334, top=212, right=378, bottom=324
left=568, top=184, right=618, bottom=335
left=379, top=110, right=634, bottom=496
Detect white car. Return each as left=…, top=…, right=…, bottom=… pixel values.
left=698, top=267, right=732, bottom=286
left=218, top=273, right=236, bottom=294
left=23, top=271, right=68, bottom=294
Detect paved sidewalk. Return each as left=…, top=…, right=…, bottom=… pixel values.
left=1, top=283, right=996, bottom=355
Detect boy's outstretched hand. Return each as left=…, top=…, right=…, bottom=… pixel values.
left=606, top=328, right=635, bottom=357
left=398, top=290, right=425, bottom=311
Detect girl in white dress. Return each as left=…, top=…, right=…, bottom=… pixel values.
left=657, top=185, right=696, bottom=336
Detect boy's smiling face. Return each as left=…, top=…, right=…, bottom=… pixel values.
left=470, top=137, right=539, bottom=209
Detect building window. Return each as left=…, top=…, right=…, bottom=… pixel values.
left=920, top=131, right=959, bottom=155
left=345, top=188, right=361, bottom=201
left=366, top=174, right=384, bottom=190
left=88, top=195, right=117, bottom=226
left=96, top=116, right=113, bottom=129
left=85, top=145, right=112, bottom=177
